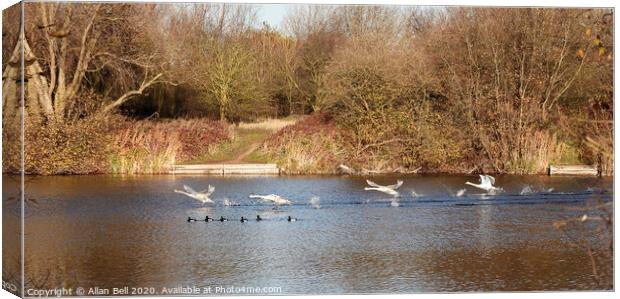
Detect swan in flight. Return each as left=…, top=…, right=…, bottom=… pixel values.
left=465, top=175, right=502, bottom=193
left=364, top=179, right=403, bottom=197
left=174, top=184, right=215, bottom=204
left=249, top=194, right=292, bottom=206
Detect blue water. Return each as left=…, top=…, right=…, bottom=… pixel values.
left=2, top=174, right=613, bottom=294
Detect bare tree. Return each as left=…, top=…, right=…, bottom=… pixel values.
left=15, top=2, right=172, bottom=121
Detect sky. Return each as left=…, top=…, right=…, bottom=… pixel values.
left=255, top=3, right=293, bottom=29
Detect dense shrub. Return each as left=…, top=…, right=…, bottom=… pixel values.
left=259, top=113, right=342, bottom=174
left=319, top=36, right=465, bottom=172
left=7, top=115, right=119, bottom=175
left=3, top=116, right=232, bottom=175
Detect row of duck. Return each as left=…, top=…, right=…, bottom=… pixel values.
left=188, top=215, right=296, bottom=222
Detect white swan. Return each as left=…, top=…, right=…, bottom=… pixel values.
left=364, top=179, right=403, bottom=197
left=174, top=184, right=215, bottom=204
left=465, top=175, right=502, bottom=193
left=249, top=194, right=292, bottom=206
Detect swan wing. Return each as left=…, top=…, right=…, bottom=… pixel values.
left=386, top=180, right=403, bottom=190
left=183, top=184, right=198, bottom=195
left=366, top=180, right=383, bottom=188
left=175, top=190, right=202, bottom=201
left=175, top=189, right=194, bottom=198
left=201, top=185, right=215, bottom=196
left=478, top=175, right=487, bottom=185
left=174, top=189, right=188, bottom=196
left=280, top=197, right=292, bottom=205
left=485, top=175, right=496, bottom=185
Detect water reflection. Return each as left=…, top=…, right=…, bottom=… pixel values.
left=4, top=174, right=613, bottom=293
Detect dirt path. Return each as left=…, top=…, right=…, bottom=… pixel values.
left=185, top=117, right=301, bottom=165
left=187, top=128, right=271, bottom=164
left=228, top=141, right=262, bottom=163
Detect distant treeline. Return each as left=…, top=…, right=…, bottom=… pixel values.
left=1, top=4, right=613, bottom=174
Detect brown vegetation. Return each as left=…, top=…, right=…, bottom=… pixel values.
left=110, top=118, right=231, bottom=174
left=258, top=113, right=340, bottom=174
left=2, top=4, right=613, bottom=175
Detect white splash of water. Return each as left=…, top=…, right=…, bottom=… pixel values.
left=411, top=190, right=421, bottom=198
left=223, top=198, right=239, bottom=206
left=520, top=185, right=534, bottom=195
left=390, top=198, right=400, bottom=207
left=455, top=189, right=466, bottom=197
left=309, top=196, right=321, bottom=209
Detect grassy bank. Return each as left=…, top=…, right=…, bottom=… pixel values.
left=1, top=113, right=606, bottom=176
left=187, top=117, right=299, bottom=164
left=2, top=116, right=232, bottom=175
left=251, top=113, right=600, bottom=175
left=252, top=114, right=341, bottom=174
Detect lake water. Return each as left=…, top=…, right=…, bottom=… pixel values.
left=2, top=174, right=613, bottom=294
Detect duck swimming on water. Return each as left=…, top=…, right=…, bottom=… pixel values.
left=187, top=217, right=198, bottom=222
left=240, top=216, right=248, bottom=223
left=219, top=216, right=228, bottom=222
left=256, top=215, right=263, bottom=221
left=287, top=216, right=297, bottom=222
left=204, top=216, right=214, bottom=222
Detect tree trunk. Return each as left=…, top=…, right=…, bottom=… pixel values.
left=219, top=103, right=226, bottom=121
left=2, top=33, right=54, bottom=123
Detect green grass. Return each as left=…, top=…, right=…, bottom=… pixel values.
left=243, top=149, right=273, bottom=163
left=184, top=117, right=302, bottom=164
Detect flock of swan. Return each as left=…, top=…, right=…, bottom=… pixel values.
left=175, top=174, right=504, bottom=211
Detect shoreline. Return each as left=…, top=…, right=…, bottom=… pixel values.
left=3, top=169, right=608, bottom=177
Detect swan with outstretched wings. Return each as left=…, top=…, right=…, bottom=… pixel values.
left=174, top=184, right=215, bottom=204
left=364, top=179, right=403, bottom=197
left=465, top=175, right=502, bottom=193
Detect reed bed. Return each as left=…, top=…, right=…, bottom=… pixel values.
left=508, top=130, right=566, bottom=174
left=110, top=119, right=231, bottom=174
